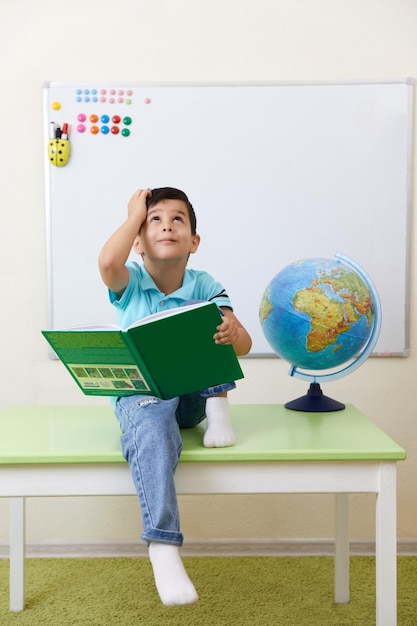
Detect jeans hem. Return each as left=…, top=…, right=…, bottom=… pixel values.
left=200, top=381, right=236, bottom=397
left=141, top=531, right=184, bottom=547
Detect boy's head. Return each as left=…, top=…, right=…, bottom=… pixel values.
left=147, top=187, right=197, bottom=235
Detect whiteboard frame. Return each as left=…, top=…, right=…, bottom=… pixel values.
left=43, top=79, right=414, bottom=358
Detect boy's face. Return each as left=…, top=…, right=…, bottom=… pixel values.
left=133, top=199, right=200, bottom=262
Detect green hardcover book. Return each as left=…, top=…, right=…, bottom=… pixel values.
left=42, top=301, right=244, bottom=399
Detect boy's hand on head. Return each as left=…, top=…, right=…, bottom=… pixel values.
left=128, top=188, right=151, bottom=228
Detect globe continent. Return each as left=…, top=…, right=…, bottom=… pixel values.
left=259, top=258, right=375, bottom=371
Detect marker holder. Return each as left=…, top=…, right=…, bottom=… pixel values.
left=48, top=138, right=70, bottom=167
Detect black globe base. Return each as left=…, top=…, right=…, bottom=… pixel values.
left=285, top=382, right=345, bottom=412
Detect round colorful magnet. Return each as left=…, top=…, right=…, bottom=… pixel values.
left=123, top=116, right=132, bottom=125
left=101, top=125, right=110, bottom=134
left=90, top=114, right=99, bottom=123
left=101, top=114, right=110, bottom=123
left=77, top=113, right=87, bottom=122
left=90, top=125, right=99, bottom=134
left=121, top=128, right=130, bottom=137
left=51, top=101, right=61, bottom=110
left=111, top=126, right=120, bottom=134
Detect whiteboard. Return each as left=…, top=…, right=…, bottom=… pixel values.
left=44, top=80, right=413, bottom=356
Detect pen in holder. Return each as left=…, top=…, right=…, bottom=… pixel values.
left=48, top=123, right=70, bottom=167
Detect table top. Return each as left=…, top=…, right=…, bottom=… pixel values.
left=0, top=404, right=406, bottom=464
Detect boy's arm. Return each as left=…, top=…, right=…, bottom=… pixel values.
left=98, top=188, right=150, bottom=294
left=215, top=308, right=252, bottom=356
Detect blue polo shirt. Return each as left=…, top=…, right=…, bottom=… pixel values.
left=109, top=261, right=232, bottom=330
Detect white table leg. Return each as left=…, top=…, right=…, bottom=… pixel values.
left=376, top=462, right=397, bottom=626
left=9, top=497, right=25, bottom=611
left=334, top=493, right=349, bottom=603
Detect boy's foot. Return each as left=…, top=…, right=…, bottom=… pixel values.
left=204, top=396, right=235, bottom=448
left=149, top=542, right=198, bottom=606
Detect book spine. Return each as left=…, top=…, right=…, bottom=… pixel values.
left=121, top=332, right=165, bottom=399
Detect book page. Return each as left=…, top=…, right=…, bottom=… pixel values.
left=48, top=302, right=214, bottom=332
left=64, top=323, right=120, bottom=331
left=127, top=301, right=214, bottom=329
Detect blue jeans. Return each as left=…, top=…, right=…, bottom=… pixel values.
left=115, top=393, right=207, bottom=546
left=200, top=381, right=236, bottom=397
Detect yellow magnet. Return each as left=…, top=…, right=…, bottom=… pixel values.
left=48, top=139, right=70, bottom=167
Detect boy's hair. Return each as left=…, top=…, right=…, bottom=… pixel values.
left=147, top=187, right=197, bottom=235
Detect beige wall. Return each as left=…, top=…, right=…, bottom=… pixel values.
left=0, top=0, right=416, bottom=548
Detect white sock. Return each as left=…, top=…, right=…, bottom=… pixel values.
left=148, top=542, right=198, bottom=606
left=203, top=396, right=235, bottom=448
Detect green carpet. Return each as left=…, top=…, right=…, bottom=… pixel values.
left=0, top=556, right=416, bottom=625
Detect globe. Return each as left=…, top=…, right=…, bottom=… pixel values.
left=259, top=254, right=381, bottom=411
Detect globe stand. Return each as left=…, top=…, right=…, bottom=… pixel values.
left=285, top=382, right=345, bottom=412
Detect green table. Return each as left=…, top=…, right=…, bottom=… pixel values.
left=0, top=404, right=405, bottom=625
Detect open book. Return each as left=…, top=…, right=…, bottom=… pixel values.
left=42, top=301, right=244, bottom=399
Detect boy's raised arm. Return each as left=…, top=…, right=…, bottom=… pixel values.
left=98, top=188, right=150, bottom=294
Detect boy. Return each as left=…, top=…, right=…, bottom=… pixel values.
left=98, top=187, right=252, bottom=606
